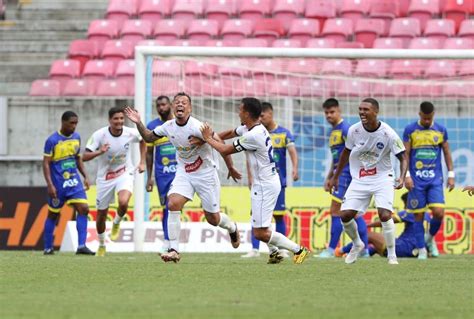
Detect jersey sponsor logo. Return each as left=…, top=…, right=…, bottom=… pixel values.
left=185, top=156, right=203, bottom=173
left=62, top=171, right=75, bottom=179
left=415, top=149, right=437, bottom=160
left=358, top=151, right=379, bottom=165
left=108, top=153, right=126, bottom=165
left=52, top=139, right=80, bottom=161
left=162, top=157, right=170, bottom=166
left=359, top=167, right=377, bottom=178
left=376, top=142, right=384, bottom=149
left=415, top=161, right=424, bottom=169
left=62, top=178, right=79, bottom=188
left=163, top=165, right=176, bottom=174
left=415, top=169, right=435, bottom=179
left=105, top=166, right=126, bottom=180
left=273, top=152, right=280, bottom=162
left=159, top=144, right=176, bottom=155
left=61, top=159, right=77, bottom=170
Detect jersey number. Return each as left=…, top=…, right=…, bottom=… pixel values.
left=265, top=137, right=275, bottom=163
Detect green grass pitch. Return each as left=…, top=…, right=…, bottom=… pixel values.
left=1, top=252, right=473, bottom=319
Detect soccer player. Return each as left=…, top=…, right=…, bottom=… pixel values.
left=146, top=96, right=176, bottom=253
left=403, top=101, right=455, bottom=259
left=201, top=97, right=310, bottom=264
left=328, top=98, right=407, bottom=265
left=318, top=98, right=369, bottom=258
left=241, top=101, right=299, bottom=259
left=83, top=106, right=146, bottom=257
left=42, top=111, right=94, bottom=255
left=124, top=92, right=242, bottom=263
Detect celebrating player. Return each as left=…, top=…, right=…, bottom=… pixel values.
left=328, top=98, right=407, bottom=265
left=201, top=97, right=310, bottom=264
left=241, top=101, right=299, bottom=259
left=83, top=106, right=146, bottom=257
left=318, top=98, right=368, bottom=258
left=124, top=92, right=242, bottom=263
left=146, top=96, right=176, bottom=253
left=403, top=102, right=455, bottom=259
left=42, top=111, right=94, bottom=255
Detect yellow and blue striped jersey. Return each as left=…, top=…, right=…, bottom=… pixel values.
left=43, top=131, right=81, bottom=185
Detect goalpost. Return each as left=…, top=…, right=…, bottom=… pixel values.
left=133, top=46, right=474, bottom=252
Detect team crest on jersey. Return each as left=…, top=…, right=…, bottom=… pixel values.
left=376, top=142, right=384, bottom=149
left=124, top=143, right=130, bottom=150
left=52, top=198, right=60, bottom=207
left=410, top=199, right=419, bottom=208
left=433, top=136, right=439, bottom=143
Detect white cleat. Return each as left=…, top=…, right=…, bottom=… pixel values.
left=344, top=243, right=365, bottom=264
left=388, top=256, right=399, bottom=265
left=241, top=249, right=260, bottom=258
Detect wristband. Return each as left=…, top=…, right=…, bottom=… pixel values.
left=406, top=171, right=410, bottom=177
left=448, top=171, right=455, bottom=178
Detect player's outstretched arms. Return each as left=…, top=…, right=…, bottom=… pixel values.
left=124, top=106, right=158, bottom=143
left=462, top=186, right=474, bottom=196
left=218, top=128, right=237, bottom=141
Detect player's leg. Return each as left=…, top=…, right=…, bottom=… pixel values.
left=367, top=232, right=386, bottom=256
left=71, top=201, right=95, bottom=255
left=355, top=216, right=369, bottom=257
left=110, top=174, right=134, bottom=241
left=95, top=181, right=115, bottom=256
left=374, top=180, right=398, bottom=264
left=157, top=176, right=173, bottom=253
left=43, top=194, right=66, bottom=254
left=408, top=186, right=429, bottom=259
left=273, top=188, right=288, bottom=257
left=426, top=184, right=445, bottom=257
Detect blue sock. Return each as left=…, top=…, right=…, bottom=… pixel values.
left=429, top=217, right=443, bottom=237
left=76, top=214, right=88, bottom=248
left=251, top=231, right=260, bottom=250
left=328, top=216, right=343, bottom=249
left=414, top=220, right=425, bottom=249
left=43, top=217, right=56, bottom=250
left=342, top=242, right=352, bottom=254
left=356, top=216, right=368, bottom=248
left=275, top=217, right=286, bottom=235
left=368, top=245, right=377, bottom=256
left=162, top=206, right=169, bottom=241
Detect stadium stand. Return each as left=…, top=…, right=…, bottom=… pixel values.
left=138, top=0, right=173, bottom=23
left=62, top=79, right=94, bottom=96
left=287, top=19, right=320, bottom=45
left=272, top=0, right=305, bottom=31
left=172, top=0, right=204, bottom=20
left=29, top=79, right=61, bottom=96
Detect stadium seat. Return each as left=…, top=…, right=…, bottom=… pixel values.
left=137, top=39, right=166, bottom=47
left=106, top=0, right=136, bottom=27
left=252, top=59, right=284, bottom=91
left=458, top=20, right=474, bottom=40
left=238, top=0, right=272, bottom=23
left=335, top=79, right=371, bottom=97
left=458, top=59, right=474, bottom=77
left=304, top=0, right=336, bottom=29
left=88, top=20, right=119, bottom=52
left=443, top=82, right=474, bottom=97
left=443, top=37, right=474, bottom=49
left=101, top=40, right=134, bottom=66
left=272, top=0, right=305, bottom=31
left=185, top=61, right=218, bottom=77
left=272, top=39, right=303, bottom=48
left=96, top=79, right=130, bottom=96
left=300, top=79, right=328, bottom=97
left=443, top=0, right=473, bottom=32
left=115, top=59, right=135, bottom=81
left=153, top=19, right=188, bottom=43
left=68, top=39, right=98, bottom=73
left=120, top=20, right=153, bottom=47
left=370, top=82, right=406, bottom=97
left=306, top=38, right=336, bottom=48
left=168, top=39, right=204, bottom=46
left=408, top=37, right=441, bottom=49
left=398, top=0, right=412, bottom=16
left=253, top=19, right=285, bottom=44
left=369, top=0, right=400, bottom=35
left=405, top=82, right=442, bottom=97
left=153, top=60, right=183, bottom=76
left=205, top=0, right=235, bottom=29
left=389, top=59, right=427, bottom=78
left=373, top=37, right=404, bottom=49
left=187, top=19, right=219, bottom=42
left=218, top=59, right=251, bottom=77
left=287, top=19, right=320, bottom=46
left=287, top=59, right=320, bottom=74
left=355, top=59, right=389, bottom=77
left=424, top=19, right=455, bottom=43
left=355, top=19, right=386, bottom=48
left=49, top=59, right=81, bottom=90
left=205, top=39, right=239, bottom=47
left=221, top=19, right=254, bottom=41
left=321, top=18, right=353, bottom=44
left=29, top=79, right=61, bottom=96
left=389, top=18, right=422, bottom=48
left=268, top=78, right=299, bottom=96
left=336, top=41, right=364, bottom=48
left=200, top=78, right=233, bottom=97
left=138, top=0, right=172, bottom=23
left=82, top=59, right=115, bottom=85
left=340, top=0, right=371, bottom=25
left=172, top=0, right=204, bottom=20
left=424, top=60, right=457, bottom=78
left=239, top=38, right=269, bottom=47
left=62, top=79, right=94, bottom=96
left=408, top=0, right=440, bottom=31
left=320, top=59, right=352, bottom=75
left=153, top=77, right=184, bottom=96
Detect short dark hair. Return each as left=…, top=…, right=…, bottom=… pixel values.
left=261, top=102, right=273, bottom=112
left=173, top=92, right=191, bottom=104
left=401, top=192, right=408, bottom=205
left=420, top=101, right=434, bottom=114
left=362, top=97, right=379, bottom=111
left=108, top=106, right=125, bottom=119
left=241, top=97, right=262, bottom=120
left=156, top=95, right=170, bottom=104
left=61, top=111, right=78, bottom=121
left=322, top=98, right=339, bottom=109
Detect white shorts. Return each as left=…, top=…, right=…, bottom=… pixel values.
left=251, top=180, right=281, bottom=228
left=168, top=168, right=220, bottom=213
left=341, top=178, right=394, bottom=214
left=96, top=172, right=134, bottom=210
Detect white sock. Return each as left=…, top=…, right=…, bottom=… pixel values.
left=168, top=211, right=181, bottom=252
left=382, top=219, right=396, bottom=258
left=267, top=243, right=278, bottom=254
left=343, top=219, right=364, bottom=247
left=425, top=233, right=433, bottom=243
left=113, top=214, right=122, bottom=225
left=218, top=213, right=236, bottom=233
left=268, top=231, right=300, bottom=253
left=98, top=232, right=106, bottom=246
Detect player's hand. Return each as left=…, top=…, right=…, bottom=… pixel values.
left=83, top=178, right=90, bottom=191
left=47, top=184, right=57, bottom=199
left=100, top=143, right=110, bottom=154
left=188, top=136, right=205, bottom=147
left=394, top=177, right=404, bottom=190
left=137, top=162, right=145, bottom=174
left=323, top=179, right=331, bottom=192
left=292, top=170, right=299, bottom=182
left=227, top=166, right=242, bottom=183
left=328, top=176, right=339, bottom=193
left=462, top=186, right=474, bottom=196
left=200, top=122, right=213, bottom=141
left=124, top=106, right=141, bottom=123
left=146, top=178, right=153, bottom=192
left=405, top=176, right=414, bottom=191
left=447, top=177, right=455, bottom=192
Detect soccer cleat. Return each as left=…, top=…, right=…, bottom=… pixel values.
left=427, top=239, right=439, bottom=257
left=241, top=249, right=260, bottom=258
left=316, top=248, right=335, bottom=258
left=161, top=249, right=181, bottom=263
left=293, top=246, right=310, bottom=264
left=417, top=248, right=428, bottom=260
left=267, top=251, right=284, bottom=264
left=110, top=222, right=121, bottom=241
left=229, top=223, right=240, bottom=249
left=344, top=243, right=365, bottom=264
left=279, top=249, right=290, bottom=258
left=43, top=248, right=54, bottom=255
left=359, top=249, right=370, bottom=258
left=388, top=256, right=399, bottom=265
left=76, top=246, right=95, bottom=255
left=334, top=248, right=344, bottom=258
left=96, top=245, right=106, bottom=257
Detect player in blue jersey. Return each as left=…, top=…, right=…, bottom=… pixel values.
left=146, top=96, right=176, bottom=253
left=241, top=102, right=299, bottom=259
left=318, top=98, right=369, bottom=258
left=42, top=111, right=94, bottom=255
left=403, top=102, right=455, bottom=259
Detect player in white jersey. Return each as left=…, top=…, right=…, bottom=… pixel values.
left=200, top=97, right=310, bottom=264
left=83, top=106, right=146, bottom=257
left=124, top=92, right=242, bottom=263
left=328, top=98, right=408, bottom=265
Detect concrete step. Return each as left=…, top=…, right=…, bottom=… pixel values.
left=0, top=52, right=65, bottom=63
left=8, top=0, right=107, bottom=20
left=0, top=64, right=51, bottom=82
left=0, top=41, right=70, bottom=53
left=0, top=30, right=86, bottom=41
left=0, top=19, right=90, bottom=31
left=18, top=0, right=109, bottom=10
left=0, top=82, right=31, bottom=96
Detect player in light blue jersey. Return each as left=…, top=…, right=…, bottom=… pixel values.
left=42, top=111, right=94, bottom=255
left=241, top=102, right=299, bottom=259
left=146, top=96, right=176, bottom=253
left=403, top=102, right=455, bottom=259
left=318, top=98, right=368, bottom=258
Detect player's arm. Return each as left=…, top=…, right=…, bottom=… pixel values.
left=82, top=144, right=109, bottom=162
left=75, top=154, right=90, bottom=190
left=124, top=106, right=159, bottom=143
left=137, top=139, right=146, bottom=173
left=246, top=154, right=253, bottom=189
left=146, top=145, right=154, bottom=192
left=218, top=128, right=238, bottom=141
left=329, top=147, right=350, bottom=191
left=403, top=141, right=413, bottom=190
left=395, top=151, right=407, bottom=190
left=441, top=140, right=455, bottom=191
left=324, top=161, right=335, bottom=192
left=42, top=155, right=57, bottom=199
left=212, top=132, right=242, bottom=182
left=288, top=144, right=299, bottom=182
left=201, top=124, right=237, bottom=156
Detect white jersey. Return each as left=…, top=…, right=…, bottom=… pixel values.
left=234, top=124, right=279, bottom=186
left=345, top=121, right=405, bottom=182
left=86, top=126, right=141, bottom=181
left=152, top=116, right=219, bottom=174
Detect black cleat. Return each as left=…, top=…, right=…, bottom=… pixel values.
left=267, top=251, right=284, bottom=264
left=43, top=248, right=54, bottom=255
left=76, top=246, right=96, bottom=255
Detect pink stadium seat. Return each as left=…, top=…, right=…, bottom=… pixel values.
left=269, top=78, right=299, bottom=96
left=320, top=59, right=352, bottom=75
left=321, top=18, right=353, bottom=44
left=254, top=19, right=285, bottom=44
left=371, top=82, right=406, bottom=97
left=29, top=79, right=61, bottom=96
left=68, top=39, right=98, bottom=73
left=458, top=20, right=474, bottom=40
left=82, top=59, right=115, bottom=85
left=120, top=20, right=153, bottom=47
left=355, top=59, right=389, bottom=78
left=101, top=40, right=134, bottom=66
left=218, top=59, right=251, bottom=77
left=389, top=18, right=422, bottom=48
left=154, top=19, right=187, bottom=43
left=287, top=59, right=320, bottom=74
left=238, top=0, right=272, bottom=23
left=187, top=19, right=219, bottom=41
left=336, top=41, right=364, bottom=48
left=405, top=82, right=442, bottom=97
left=185, top=61, right=218, bottom=77
left=96, top=79, right=130, bottom=96
left=409, top=37, right=441, bottom=49
left=443, top=82, right=474, bottom=97
left=221, top=19, right=254, bottom=41
left=153, top=78, right=184, bottom=96
left=335, top=79, right=371, bottom=97
left=106, top=0, right=136, bottom=27
left=305, top=0, right=336, bottom=29
left=201, top=78, right=233, bottom=97
left=136, top=39, right=166, bottom=48
left=152, top=60, right=184, bottom=96
left=115, top=59, right=135, bottom=84
left=252, top=58, right=284, bottom=91
left=172, top=0, right=203, bottom=20
left=306, top=38, right=336, bottom=48
left=49, top=59, right=81, bottom=90
left=340, top=0, right=371, bottom=25
left=300, top=79, right=328, bottom=97
left=272, top=0, right=305, bottom=31
left=424, top=19, right=455, bottom=43
left=272, top=39, right=303, bottom=48
left=205, top=39, right=239, bottom=47
left=458, top=59, right=474, bottom=77
left=425, top=60, right=457, bottom=78
left=287, top=19, right=320, bottom=46
left=398, top=0, right=412, bottom=16
left=153, top=60, right=182, bottom=76
left=443, top=37, right=473, bottom=49
left=138, top=0, right=172, bottom=23
left=369, top=0, right=400, bottom=35
left=205, top=0, right=235, bottom=29
left=88, top=20, right=119, bottom=52
left=355, top=19, right=386, bottom=48
left=239, top=38, right=269, bottom=47
left=62, top=79, right=94, bottom=96
left=373, top=37, right=404, bottom=49
left=168, top=39, right=203, bottom=46
left=408, top=0, right=440, bottom=31
left=444, top=0, right=473, bottom=32
left=389, top=59, right=427, bottom=79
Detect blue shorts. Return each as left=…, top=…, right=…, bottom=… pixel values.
left=155, top=174, right=174, bottom=206
left=47, top=183, right=87, bottom=213
left=332, top=175, right=351, bottom=203
left=407, top=183, right=445, bottom=213
left=383, top=237, right=417, bottom=258
left=273, top=187, right=286, bottom=216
